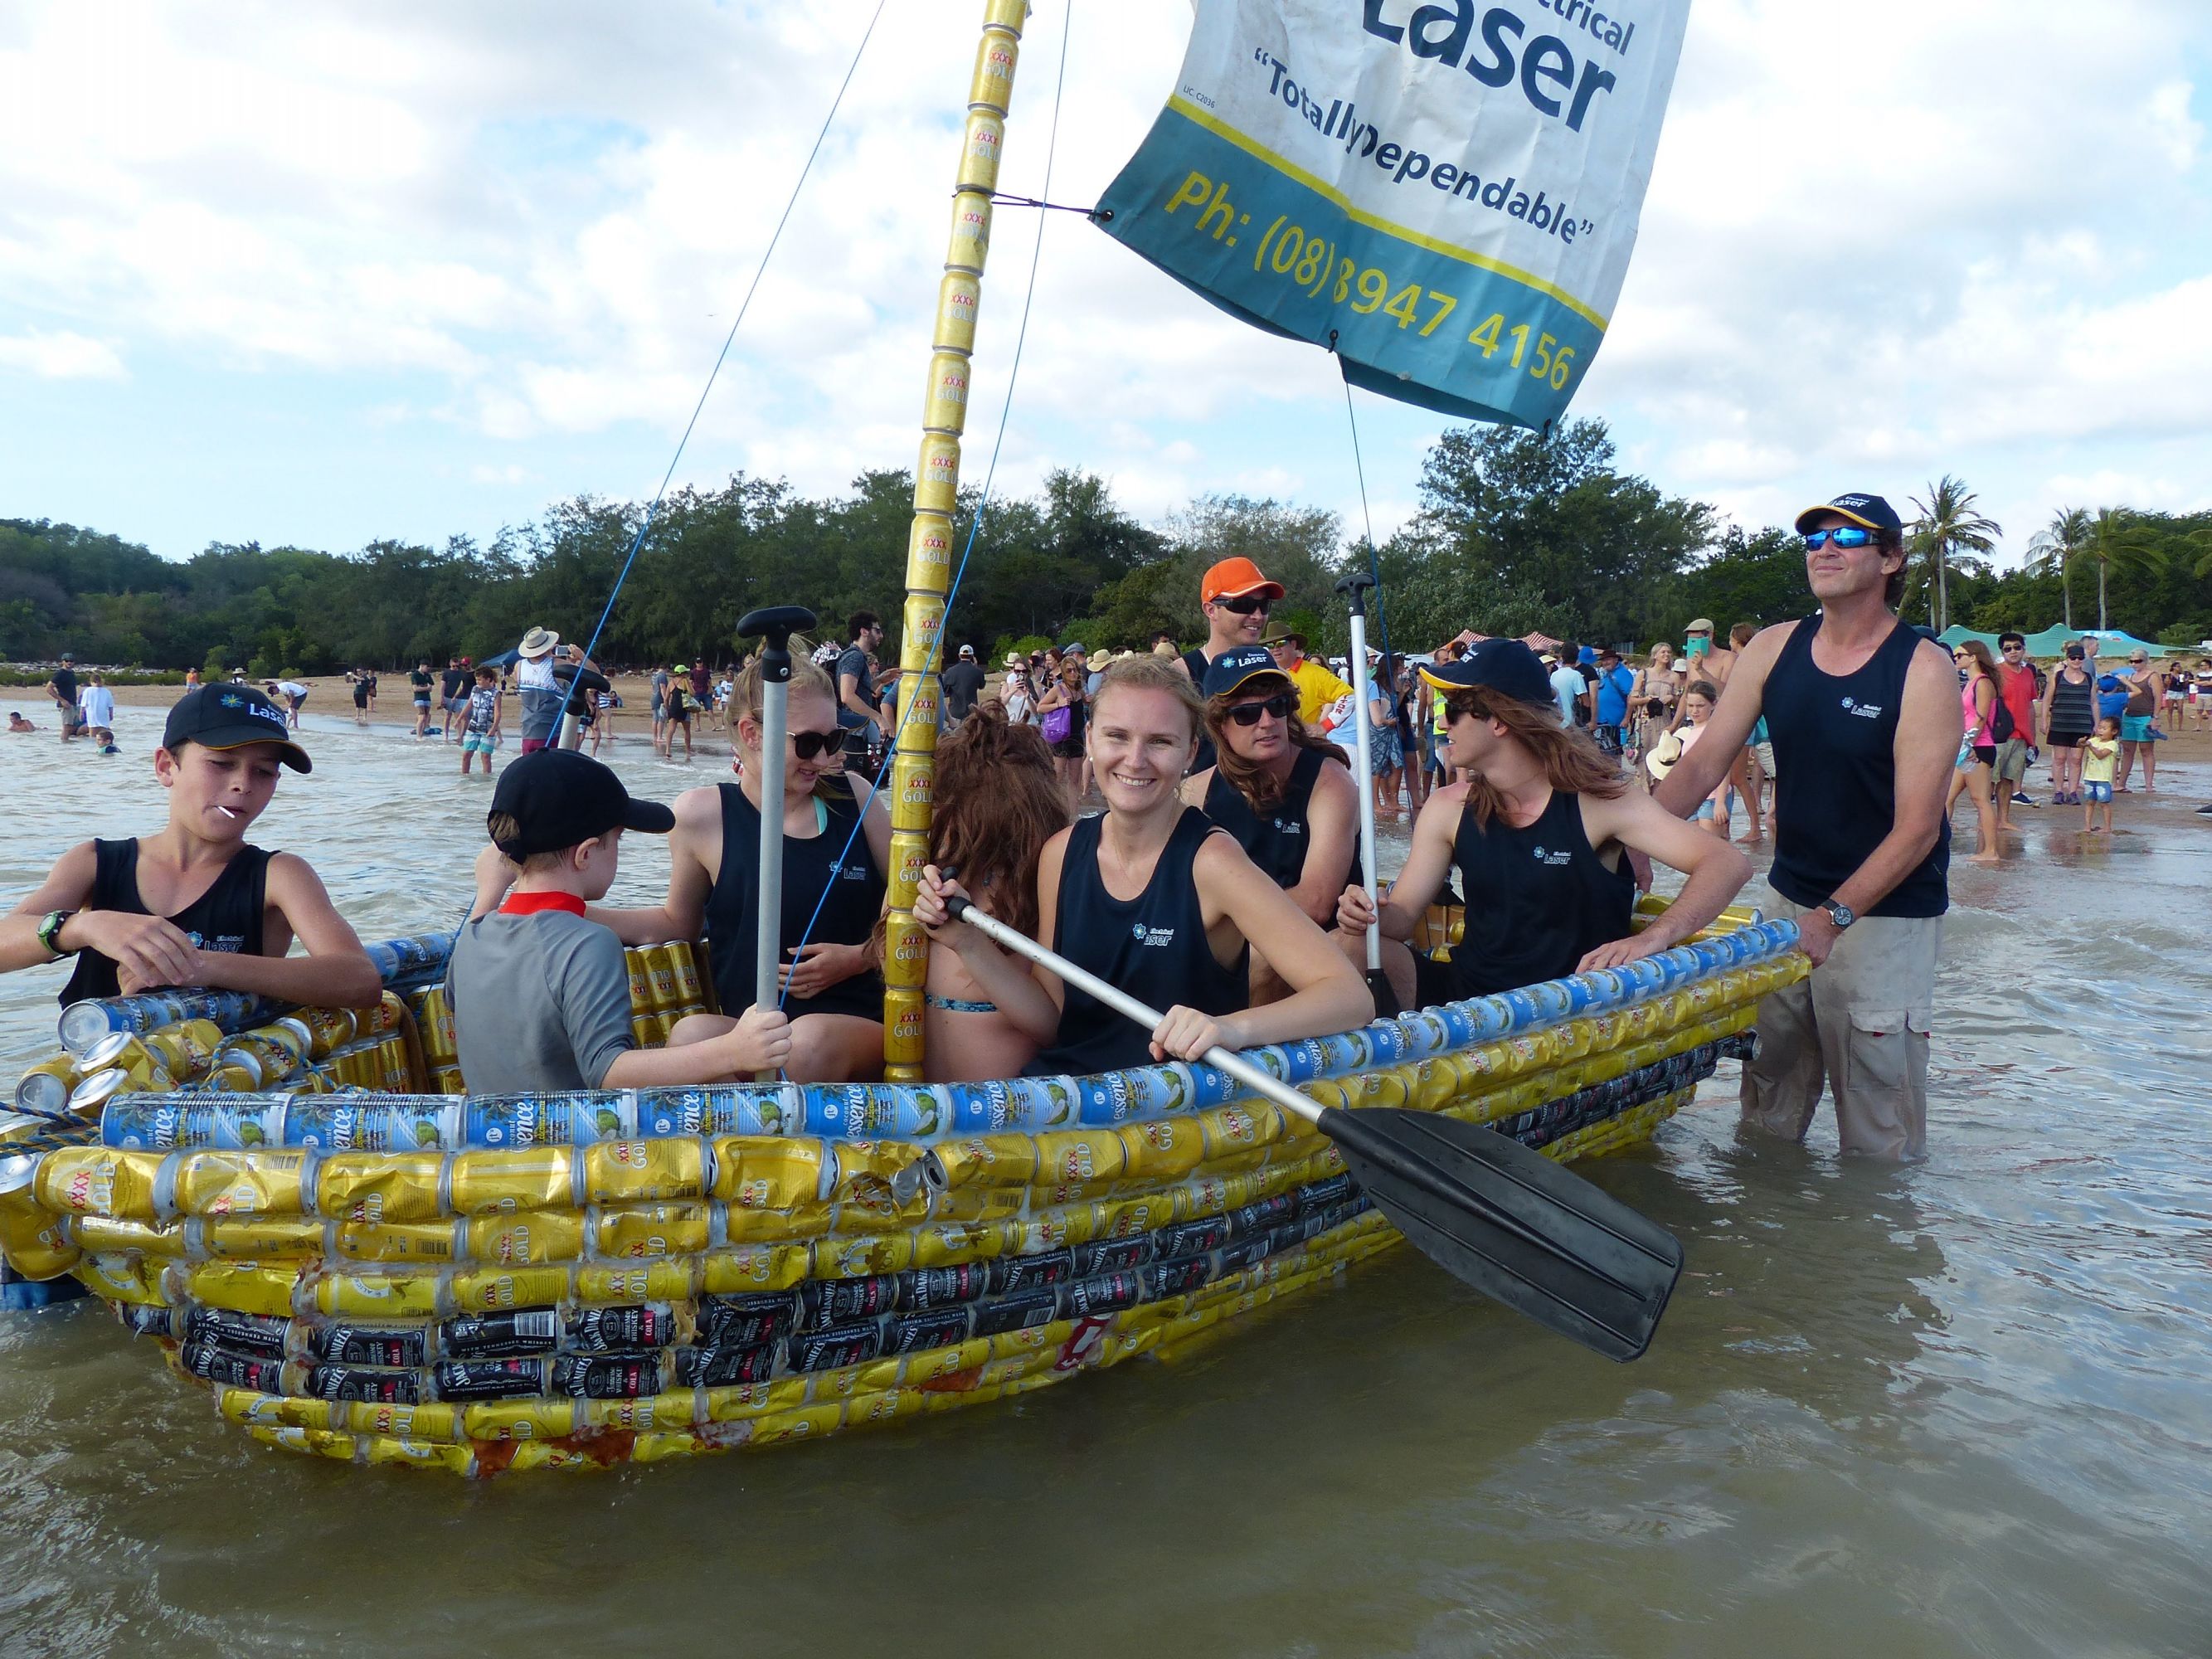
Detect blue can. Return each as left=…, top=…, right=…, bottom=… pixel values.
left=1392, top=1009, right=1451, bottom=1058
left=286, top=1095, right=456, bottom=1151
left=1499, top=990, right=1539, bottom=1031
left=1183, top=1060, right=1242, bottom=1110
left=1077, top=1066, right=1179, bottom=1128
left=1360, top=1023, right=1404, bottom=1068
left=637, top=1087, right=739, bottom=1137
left=1524, top=980, right=1576, bottom=1025
left=462, top=1092, right=620, bottom=1149
left=102, top=1094, right=289, bottom=1151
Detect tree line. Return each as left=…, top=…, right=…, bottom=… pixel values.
left=6, top=421, right=2209, bottom=681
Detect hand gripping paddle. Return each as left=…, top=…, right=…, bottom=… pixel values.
left=945, top=896, right=1683, bottom=1360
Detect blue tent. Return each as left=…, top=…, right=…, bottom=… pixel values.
left=1938, top=624, right=2174, bottom=659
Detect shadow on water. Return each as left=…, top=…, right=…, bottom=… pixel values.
left=3, top=702, right=2212, bottom=1657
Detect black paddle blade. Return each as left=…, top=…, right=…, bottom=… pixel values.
left=1318, top=1106, right=1682, bottom=1361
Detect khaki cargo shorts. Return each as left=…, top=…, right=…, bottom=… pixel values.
left=1740, top=890, right=1942, bottom=1160
left=1993, top=736, right=2030, bottom=781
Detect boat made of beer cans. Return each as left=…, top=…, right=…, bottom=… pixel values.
left=0, top=902, right=1808, bottom=1474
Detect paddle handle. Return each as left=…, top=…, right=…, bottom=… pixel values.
left=945, top=896, right=1325, bottom=1127
left=1341, top=595, right=1383, bottom=975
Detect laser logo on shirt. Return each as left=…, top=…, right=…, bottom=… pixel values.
left=1130, top=923, right=1178, bottom=948
left=1270, top=817, right=1305, bottom=836
left=1530, top=844, right=1572, bottom=867
left=1839, top=697, right=1882, bottom=719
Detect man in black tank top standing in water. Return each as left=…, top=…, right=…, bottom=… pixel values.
left=1653, top=493, right=1961, bottom=1160
left=1, top=684, right=382, bottom=1010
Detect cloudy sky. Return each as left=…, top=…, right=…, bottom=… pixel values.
left=2, top=0, right=2207, bottom=572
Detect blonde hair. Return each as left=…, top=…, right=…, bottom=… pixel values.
left=728, top=641, right=848, bottom=799
left=1090, top=655, right=1204, bottom=741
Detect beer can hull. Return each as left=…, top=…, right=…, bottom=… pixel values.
left=882, top=990, right=926, bottom=1072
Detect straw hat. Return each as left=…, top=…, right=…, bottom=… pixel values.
left=1645, top=727, right=1685, bottom=783
left=518, top=626, right=560, bottom=659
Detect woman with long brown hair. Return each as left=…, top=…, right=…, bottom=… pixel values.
left=1338, top=640, right=1750, bottom=1010
left=1034, top=654, right=1090, bottom=806
left=1178, top=644, right=1359, bottom=1005
left=916, top=657, right=1371, bottom=1076
left=1946, top=637, right=2003, bottom=864
left=913, top=706, right=1067, bottom=1081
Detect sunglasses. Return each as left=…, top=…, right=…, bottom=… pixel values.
left=1224, top=692, right=1294, bottom=726
left=1213, top=594, right=1272, bottom=615
left=790, top=727, right=850, bottom=761
left=1803, top=526, right=1876, bottom=550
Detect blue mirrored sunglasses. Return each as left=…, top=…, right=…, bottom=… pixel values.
left=1803, top=526, right=1876, bottom=551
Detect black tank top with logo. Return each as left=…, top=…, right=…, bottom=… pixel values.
left=1028, top=807, right=1247, bottom=1078
left=1200, top=746, right=1361, bottom=893
left=61, top=839, right=273, bottom=1004
left=703, top=783, right=885, bottom=1021
left=1765, top=615, right=1949, bottom=918
left=1444, top=789, right=1633, bottom=1000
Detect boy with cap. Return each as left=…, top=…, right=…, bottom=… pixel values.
left=1338, top=640, right=1748, bottom=1010
left=449, top=748, right=788, bottom=1092
left=0, top=684, right=382, bottom=1008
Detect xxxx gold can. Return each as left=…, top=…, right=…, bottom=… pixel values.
left=921, top=350, right=971, bottom=434
left=290, top=1006, right=358, bottom=1061
left=945, top=195, right=993, bottom=277
left=915, top=432, right=962, bottom=515
left=888, top=756, right=936, bottom=833
left=932, top=273, right=980, bottom=357
left=356, top=990, right=406, bottom=1039
left=970, top=28, right=1019, bottom=114
left=898, top=677, right=942, bottom=756
left=203, top=1063, right=261, bottom=1092
left=955, top=111, right=1005, bottom=193
left=882, top=988, right=926, bottom=1070
left=145, top=1018, right=226, bottom=1080
left=669, top=946, right=704, bottom=1008
left=906, top=513, right=954, bottom=588
left=642, top=945, right=679, bottom=1010
left=15, top=1054, right=80, bottom=1116
left=900, top=593, right=946, bottom=674
left=630, top=1014, right=656, bottom=1049
left=80, top=1031, right=163, bottom=1082
left=882, top=915, right=929, bottom=993
left=624, top=950, right=652, bottom=1012
left=886, top=830, right=929, bottom=912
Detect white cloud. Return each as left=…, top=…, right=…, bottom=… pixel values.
left=0, top=0, right=2206, bottom=569
left=0, top=328, right=124, bottom=379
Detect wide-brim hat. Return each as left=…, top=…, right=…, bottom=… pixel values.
left=518, top=626, right=561, bottom=659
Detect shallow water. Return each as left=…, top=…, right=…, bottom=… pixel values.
left=3, top=695, right=2210, bottom=1658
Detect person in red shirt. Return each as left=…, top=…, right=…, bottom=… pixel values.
left=1991, top=631, right=2044, bottom=829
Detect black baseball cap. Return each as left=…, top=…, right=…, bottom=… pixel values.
left=163, top=684, right=311, bottom=772
left=1203, top=644, right=1291, bottom=698
left=1417, top=638, right=1552, bottom=708
left=489, top=748, right=674, bottom=858
left=1795, top=492, right=1903, bottom=535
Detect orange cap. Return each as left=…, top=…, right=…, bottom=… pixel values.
left=1200, top=557, right=1285, bottom=605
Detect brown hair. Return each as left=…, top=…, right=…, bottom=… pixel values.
left=1876, top=528, right=1908, bottom=607
left=1090, top=655, right=1205, bottom=742
left=1441, top=687, right=1627, bottom=830
left=487, top=811, right=581, bottom=873
left=1729, top=621, right=1757, bottom=648
left=1683, top=679, right=1719, bottom=704
left=1955, top=639, right=1999, bottom=683
left=1204, top=679, right=1349, bottom=809
left=926, top=706, right=1066, bottom=938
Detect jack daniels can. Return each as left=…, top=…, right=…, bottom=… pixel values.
left=310, top=1365, right=423, bottom=1406
left=433, top=1358, right=548, bottom=1403
left=178, top=1339, right=283, bottom=1392
left=550, top=1354, right=664, bottom=1399
left=311, top=1323, right=430, bottom=1369
left=675, top=1340, right=778, bottom=1389
left=185, top=1306, right=289, bottom=1359
left=696, top=1292, right=799, bottom=1350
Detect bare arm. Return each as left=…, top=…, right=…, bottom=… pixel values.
left=1337, top=786, right=1460, bottom=944
left=177, top=853, right=384, bottom=1007
left=1286, top=761, right=1360, bottom=931
left=586, top=786, right=719, bottom=944
left=1652, top=625, right=1788, bottom=814
left=1181, top=837, right=1370, bottom=1056
left=1573, top=793, right=1751, bottom=968
left=0, top=843, right=103, bottom=974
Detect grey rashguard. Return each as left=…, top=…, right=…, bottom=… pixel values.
left=446, top=908, right=635, bottom=1092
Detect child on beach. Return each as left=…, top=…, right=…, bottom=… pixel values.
left=2080, top=716, right=2120, bottom=834
left=459, top=666, right=503, bottom=776
left=448, top=748, right=788, bottom=1092
left=1665, top=681, right=1734, bottom=836
left=0, top=684, right=382, bottom=1007
left=78, top=674, right=118, bottom=753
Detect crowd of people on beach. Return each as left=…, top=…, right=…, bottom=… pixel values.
left=7, top=489, right=2205, bottom=1164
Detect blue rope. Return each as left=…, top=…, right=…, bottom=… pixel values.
left=1339, top=367, right=1393, bottom=665
left=576, top=0, right=888, bottom=667
left=782, top=0, right=1074, bottom=1006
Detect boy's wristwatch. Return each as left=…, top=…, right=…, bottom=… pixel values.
left=37, top=909, right=77, bottom=956
left=1820, top=900, right=1856, bottom=931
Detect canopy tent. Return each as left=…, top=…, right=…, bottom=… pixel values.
left=1436, top=629, right=1567, bottom=657
left=1937, top=625, right=2175, bottom=659
left=475, top=647, right=522, bottom=671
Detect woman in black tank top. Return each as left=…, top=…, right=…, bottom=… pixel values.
left=1339, top=645, right=1752, bottom=1011
left=914, top=657, right=1373, bottom=1077
left=591, top=659, right=892, bottom=1082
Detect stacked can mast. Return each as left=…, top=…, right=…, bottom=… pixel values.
left=880, top=0, right=1028, bottom=1081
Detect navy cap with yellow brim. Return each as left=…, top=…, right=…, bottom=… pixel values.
left=1417, top=638, right=1553, bottom=708
left=1793, top=492, right=1903, bottom=535
left=1203, top=644, right=1291, bottom=699
left=162, top=684, right=312, bottom=772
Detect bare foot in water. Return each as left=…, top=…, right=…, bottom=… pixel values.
left=1972, top=849, right=2001, bottom=864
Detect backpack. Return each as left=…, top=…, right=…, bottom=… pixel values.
left=1989, top=694, right=2015, bottom=744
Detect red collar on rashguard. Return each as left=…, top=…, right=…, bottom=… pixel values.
left=499, top=891, right=587, bottom=917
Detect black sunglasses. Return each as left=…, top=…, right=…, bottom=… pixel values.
left=1225, top=692, right=1293, bottom=726
left=790, top=727, right=850, bottom=761
left=1213, top=594, right=1272, bottom=616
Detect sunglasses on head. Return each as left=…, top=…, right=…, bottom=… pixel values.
left=1224, top=692, right=1293, bottom=725
left=1803, top=526, right=1876, bottom=550
left=789, top=727, right=850, bottom=761
left=1213, top=594, right=1271, bottom=615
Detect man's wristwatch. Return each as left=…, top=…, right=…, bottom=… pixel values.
left=36, top=909, right=76, bottom=956
left=1821, top=900, right=1856, bottom=932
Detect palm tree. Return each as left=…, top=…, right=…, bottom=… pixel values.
left=2075, top=508, right=2161, bottom=634
left=2025, top=506, right=2091, bottom=630
left=1908, top=476, right=2002, bottom=634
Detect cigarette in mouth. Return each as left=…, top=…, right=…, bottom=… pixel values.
left=216, top=806, right=239, bottom=820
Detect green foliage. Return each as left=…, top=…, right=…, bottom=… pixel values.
left=1665, top=527, right=1812, bottom=649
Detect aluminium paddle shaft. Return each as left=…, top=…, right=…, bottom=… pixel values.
left=738, top=605, right=817, bottom=1080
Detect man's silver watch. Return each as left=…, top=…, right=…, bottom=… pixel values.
left=1821, top=900, right=1856, bottom=931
